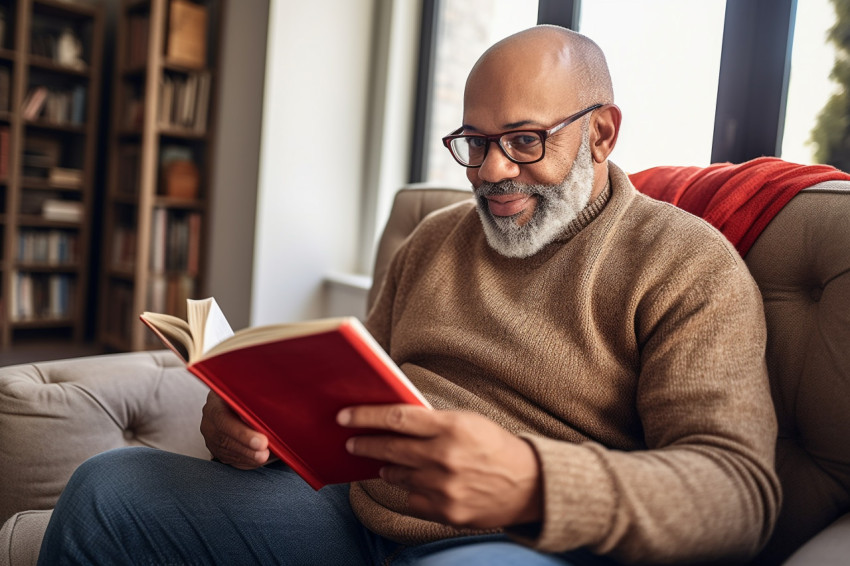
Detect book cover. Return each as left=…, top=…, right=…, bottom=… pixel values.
left=141, top=300, right=431, bottom=490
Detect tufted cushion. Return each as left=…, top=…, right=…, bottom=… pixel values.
left=744, top=181, right=850, bottom=563
left=0, top=351, right=210, bottom=527
left=368, top=184, right=472, bottom=310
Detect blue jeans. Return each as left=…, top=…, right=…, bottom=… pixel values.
left=38, top=447, right=615, bottom=565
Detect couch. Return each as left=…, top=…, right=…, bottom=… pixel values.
left=2, top=179, right=849, bottom=565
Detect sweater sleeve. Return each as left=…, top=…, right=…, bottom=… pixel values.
left=512, top=253, right=781, bottom=564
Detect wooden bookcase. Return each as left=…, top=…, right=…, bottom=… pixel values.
left=99, top=0, right=220, bottom=351
left=0, top=0, right=103, bottom=350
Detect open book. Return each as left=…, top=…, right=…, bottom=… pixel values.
left=140, top=298, right=431, bottom=490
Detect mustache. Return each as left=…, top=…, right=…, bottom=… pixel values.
left=476, top=179, right=537, bottom=197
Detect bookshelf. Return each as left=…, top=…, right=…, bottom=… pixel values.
left=0, top=0, right=103, bottom=350
left=99, top=0, right=220, bottom=351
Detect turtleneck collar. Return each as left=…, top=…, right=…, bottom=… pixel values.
left=551, top=178, right=612, bottom=244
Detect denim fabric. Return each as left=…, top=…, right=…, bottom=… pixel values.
left=38, top=447, right=612, bottom=565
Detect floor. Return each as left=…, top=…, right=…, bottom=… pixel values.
left=0, top=341, right=107, bottom=367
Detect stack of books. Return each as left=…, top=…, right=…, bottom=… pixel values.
left=49, top=167, right=84, bottom=188
left=42, top=199, right=83, bottom=222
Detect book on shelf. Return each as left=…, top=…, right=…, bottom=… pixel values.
left=105, top=282, right=135, bottom=344
left=23, top=136, right=61, bottom=178
left=12, top=272, right=74, bottom=321
left=21, top=85, right=86, bottom=124
left=127, top=13, right=150, bottom=68
left=49, top=167, right=84, bottom=188
left=17, top=229, right=77, bottom=264
left=111, top=224, right=137, bottom=272
left=0, top=66, right=10, bottom=112
left=166, top=0, right=208, bottom=68
left=0, top=126, right=9, bottom=179
left=140, top=297, right=432, bottom=490
left=22, top=86, right=49, bottom=120
left=42, top=198, right=84, bottom=222
left=117, top=145, right=141, bottom=195
left=150, top=207, right=167, bottom=271
left=159, top=71, right=211, bottom=131
left=70, top=84, right=86, bottom=124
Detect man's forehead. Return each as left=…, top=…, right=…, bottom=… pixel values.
left=463, top=49, right=580, bottom=131
left=462, top=85, right=577, bottom=132
left=461, top=116, right=550, bottom=133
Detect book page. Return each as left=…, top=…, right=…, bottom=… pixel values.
left=139, top=312, right=193, bottom=362
left=187, top=297, right=234, bottom=359
left=201, top=317, right=345, bottom=360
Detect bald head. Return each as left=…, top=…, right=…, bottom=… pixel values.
left=466, top=25, right=614, bottom=110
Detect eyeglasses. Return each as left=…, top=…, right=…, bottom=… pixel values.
left=442, top=104, right=603, bottom=168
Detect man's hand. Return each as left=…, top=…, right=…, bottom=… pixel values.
left=200, top=391, right=270, bottom=469
left=338, top=404, right=542, bottom=530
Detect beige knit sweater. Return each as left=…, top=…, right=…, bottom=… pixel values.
left=352, top=163, right=780, bottom=564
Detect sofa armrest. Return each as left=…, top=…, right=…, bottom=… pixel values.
left=0, top=510, right=51, bottom=566
left=782, top=512, right=850, bottom=565
left=0, top=350, right=210, bottom=526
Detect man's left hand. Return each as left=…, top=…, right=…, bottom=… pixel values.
left=337, top=405, right=542, bottom=530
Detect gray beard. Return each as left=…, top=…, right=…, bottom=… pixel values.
left=474, top=128, right=595, bottom=258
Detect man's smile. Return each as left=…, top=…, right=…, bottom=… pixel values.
left=485, top=193, right=533, bottom=217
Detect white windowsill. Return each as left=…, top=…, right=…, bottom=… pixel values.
left=324, top=271, right=373, bottom=320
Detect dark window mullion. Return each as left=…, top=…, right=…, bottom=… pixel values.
left=711, top=0, right=798, bottom=163
left=409, top=0, right=440, bottom=183
left=537, top=0, right=581, bottom=29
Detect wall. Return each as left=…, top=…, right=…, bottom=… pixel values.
left=205, top=0, right=269, bottom=330
left=250, top=0, right=376, bottom=325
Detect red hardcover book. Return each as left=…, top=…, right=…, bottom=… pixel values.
left=140, top=298, right=431, bottom=490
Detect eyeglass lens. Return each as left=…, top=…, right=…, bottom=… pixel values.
left=450, top=131, right=544, bottom=166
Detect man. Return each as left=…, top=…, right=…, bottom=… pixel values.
left=39, top=26, right=779, bottom=565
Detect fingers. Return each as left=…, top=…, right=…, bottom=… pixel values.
left=200, top=391, right=270, bottom=469
left=337, top=404, right=440, bottom=437
left=340, top=407, right=544, bottom=529
left=347, top=434, right=431, bottom=468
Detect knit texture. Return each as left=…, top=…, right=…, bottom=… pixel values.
left=352, top=163, right=780, bottom=564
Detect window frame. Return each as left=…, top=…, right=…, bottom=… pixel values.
left=409, top=0, right=799, bottom=182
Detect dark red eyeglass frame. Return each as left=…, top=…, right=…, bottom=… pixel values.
left=441, top=103, right=603, bottom=168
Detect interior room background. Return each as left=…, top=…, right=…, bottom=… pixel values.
left=0, top=0, right=838, bottom=362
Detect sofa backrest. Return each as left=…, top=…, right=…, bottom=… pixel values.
left=369, top=179, right=850, bottom=564
left=368, top=184, right=473, bottom=311
left=745, top=180, right=850, bottom=563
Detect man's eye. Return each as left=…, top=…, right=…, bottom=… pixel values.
left=508, top=134, right=540, bottom=148
left=467, top=137, right=488, bottom=149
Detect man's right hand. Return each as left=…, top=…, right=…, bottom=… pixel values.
left=200, top=390, right=270, bottom=469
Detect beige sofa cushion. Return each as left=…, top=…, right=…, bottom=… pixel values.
left=0, top=511, right=51, bottom=566
left=744, top=181, right=850, bottom=563
left=368, top=184, right=472, bottom=310
left=0, top=351, right=210, bottom=526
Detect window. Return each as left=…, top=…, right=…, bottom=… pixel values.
left=412, top=1, right=813, bottom=182
left=423, top=0, right=539, bottom=187
left=781, top=0, right=840, bottom=164
left=578, top=1, right=727, bottom=173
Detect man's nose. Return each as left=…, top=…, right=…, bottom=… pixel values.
left=476, top=141, right=520, bottom=183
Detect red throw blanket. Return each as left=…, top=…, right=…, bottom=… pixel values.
left=628, top=157, right=850, bottom=256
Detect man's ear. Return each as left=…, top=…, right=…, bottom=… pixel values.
left=589, top=104, right=621, bottom=163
